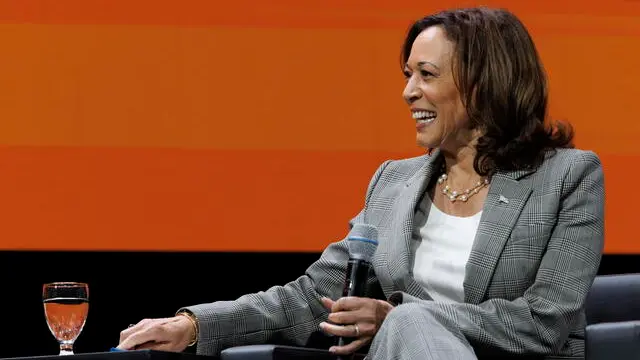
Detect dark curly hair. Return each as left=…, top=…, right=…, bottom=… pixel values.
left=401, top=7, right=574, bottom=176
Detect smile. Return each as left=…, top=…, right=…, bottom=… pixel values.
left=412, top=110, right=437, bottom=124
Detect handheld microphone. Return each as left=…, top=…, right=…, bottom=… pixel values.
left=336, top=223, right=379, bottom=350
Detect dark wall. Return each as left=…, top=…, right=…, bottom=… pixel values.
left=1, top=251, right=637, bottom=359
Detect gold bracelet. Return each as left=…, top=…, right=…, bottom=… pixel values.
left=177, top=311, right=199, bottom=347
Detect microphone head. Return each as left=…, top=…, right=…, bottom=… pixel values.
left=347, top=223, right=379, bottom=262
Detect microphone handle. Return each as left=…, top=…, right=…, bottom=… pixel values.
left=342, top=258, right=371, bottom=297
left=336, top=258, right=372, bottom=353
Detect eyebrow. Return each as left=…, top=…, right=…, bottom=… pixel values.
left=417, top=61, right=440, bottom=70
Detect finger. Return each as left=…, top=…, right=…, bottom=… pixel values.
left=329, top=337, right=370, bottom=355
left=326, top=316, right=376, bottom=337
left=327, top=310, right=360, bottom=325
left=118, top=323, right=170, bottom=350
left=119, top=331, right=158, bottom=350
left=119, top=317, right=174, bottom=343
left=331, top=297, right=366, bottom=313
left=119, top=319, right=153, bottom=342
left=319, top=322, right=359, bottom=338
left=320, top=297, right=335, bottom=310
left=120, top=319, right=151, bottom=341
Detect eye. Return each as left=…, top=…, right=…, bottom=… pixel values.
left=403, top=70, right=412, bottom=79
left=420, top=70, right=434, bottom=78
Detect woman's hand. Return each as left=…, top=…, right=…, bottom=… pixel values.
left=319, top=297, right=394, bottom=355
left=117, top=315, right=195, bottom=352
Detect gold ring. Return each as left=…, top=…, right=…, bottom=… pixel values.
left=353, top=324, right=360, bottom=337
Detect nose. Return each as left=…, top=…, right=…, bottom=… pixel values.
left=403, top=78, right=421, bottom=105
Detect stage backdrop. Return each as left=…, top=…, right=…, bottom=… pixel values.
left=0, top=0, right=637, bottom=253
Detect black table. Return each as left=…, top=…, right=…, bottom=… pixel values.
left=0, top=347, right=365, bottom=360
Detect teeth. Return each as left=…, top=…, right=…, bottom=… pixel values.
left=412, top=111, right=436, bottom=120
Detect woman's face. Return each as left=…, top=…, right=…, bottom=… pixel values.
left=403, top=26, right=474, bottom=153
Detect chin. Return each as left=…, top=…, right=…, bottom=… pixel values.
left=416, top=135, right=440, bottom=150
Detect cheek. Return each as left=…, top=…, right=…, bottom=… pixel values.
left=421, top=85, right=459, bottom=112
left=440, top=90, right=467, bottom=125
left=419, top=84, right=466, bottom=129
left=420, top=85, right=441, bottom=104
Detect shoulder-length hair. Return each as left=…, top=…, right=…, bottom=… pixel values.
left=402, top=7, right=574, bottom=176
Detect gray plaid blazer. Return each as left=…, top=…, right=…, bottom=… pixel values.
left=183, top=148, right=605, bottom=359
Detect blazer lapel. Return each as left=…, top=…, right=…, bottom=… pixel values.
left=385, top=150, right=443, bottom=299
left=464, top=169, right=534, bottom=304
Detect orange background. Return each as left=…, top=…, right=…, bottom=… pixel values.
left=0, top=0, right=637, bottom=253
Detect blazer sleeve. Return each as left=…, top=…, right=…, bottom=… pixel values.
left=179, top=160, right=391, bottom=356
left=389, top=151, right=605, bottom=355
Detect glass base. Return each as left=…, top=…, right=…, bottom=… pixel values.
left=59, top=342, right=74, bottom=356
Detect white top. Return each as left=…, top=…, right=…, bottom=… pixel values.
left=411, top=196, right=482, bottom=303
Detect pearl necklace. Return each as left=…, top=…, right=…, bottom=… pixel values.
left=437, top=173, right=489, bottom=202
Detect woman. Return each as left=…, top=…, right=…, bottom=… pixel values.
left=118, top=7, right=604, bottom=360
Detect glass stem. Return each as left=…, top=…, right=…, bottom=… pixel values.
left=59, top=341, right=74, bottom=356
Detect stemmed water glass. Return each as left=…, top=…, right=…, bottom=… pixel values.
left=42, top=282, right=89, bottom=355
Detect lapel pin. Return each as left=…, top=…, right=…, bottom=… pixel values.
left=499, top=195, right=509, bottom=204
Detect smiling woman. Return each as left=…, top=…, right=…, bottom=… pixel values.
left=117, top=7, right=604, bottom=360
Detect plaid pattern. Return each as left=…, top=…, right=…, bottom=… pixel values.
left=183, top=148, right=604, bottom=360
left=368, top=303, right=477, bottom=360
